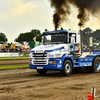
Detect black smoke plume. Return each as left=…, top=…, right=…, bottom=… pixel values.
left=70, top=0, right=100, bottom=29
left=49, top=0, right=100, bottom=30
left=49, top=0, right=70, bottom=30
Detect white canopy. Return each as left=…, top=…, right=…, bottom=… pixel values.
left=0, top=44, right=2, bottom=48
left=15, top=43, right=22, bottom=46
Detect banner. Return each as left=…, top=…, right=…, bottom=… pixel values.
left=0, top=53, right=19, bottom=57
left=89, top=37, right=93, bottom=47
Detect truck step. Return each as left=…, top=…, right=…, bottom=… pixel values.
left=74, top=58, right=78, bottom=67
left=74, top=65, right=78, bottom=67
left=74, top=62, right=78, bottom=63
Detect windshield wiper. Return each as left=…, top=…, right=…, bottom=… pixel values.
left=51, top=42, right=64, bottom=44
left=43, top=42, right=65, bottom=45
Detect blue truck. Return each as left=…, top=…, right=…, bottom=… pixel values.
left=29, top=29, right=100, bottom=76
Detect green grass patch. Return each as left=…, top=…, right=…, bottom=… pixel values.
left=0, top=64, right=29, bottom=69
left=0, top=56, right=29, bottom=60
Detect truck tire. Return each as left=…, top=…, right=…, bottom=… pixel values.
left=37, top=69, right=47, bottom=75
left=61, top=60, right=72, bottom=76
left=86, top=57, right=100, bottom=73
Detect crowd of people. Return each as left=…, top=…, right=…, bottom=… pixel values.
left=0, top=46, right=30, bottom=56
left=0, top=47, right=20, bottom=52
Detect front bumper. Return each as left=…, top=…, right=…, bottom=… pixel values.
left=29, top=58, right=63, bottom=70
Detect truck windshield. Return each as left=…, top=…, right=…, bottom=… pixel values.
left=42, top=33, right=67, bottom=45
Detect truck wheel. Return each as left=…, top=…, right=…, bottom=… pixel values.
left=61, top=60, right=72, bottom=76
left=86, top=57, right=100, bottom=73
left=37, top=69, right=47, bottom=75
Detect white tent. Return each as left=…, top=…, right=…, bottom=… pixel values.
left=0, top=44, right=2, bottom=48
left=15, top=43, right=22, bottom=46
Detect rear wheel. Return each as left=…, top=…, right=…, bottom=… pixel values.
left=37, top=69, right=47, bottom=75
left=86, top=57, right=100, bottom=73
left=61, top=60, right=72, bottom=76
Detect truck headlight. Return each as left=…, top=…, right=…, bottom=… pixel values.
left=49, top=61, right=56, bottom=64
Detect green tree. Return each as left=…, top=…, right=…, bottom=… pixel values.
left=0, top=32, right=8, bottom=42
left=15, top=29, right=42, bottom=42
left=82, top=27, right=100, bottom=44
left=82, top=27, right=93, bottom=46
left=92, top=29, right=100, bottom=43
left=81, top=27, right=100, bottom=50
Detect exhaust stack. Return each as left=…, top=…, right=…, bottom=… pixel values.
left=79, top=30, right=82, bottom=55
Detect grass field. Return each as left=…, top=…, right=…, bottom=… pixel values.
left=0, top=56, right=29, bottom=69
left=0, top=64, right=29, bottom=69
left=0, top=56, right=29, bottom=60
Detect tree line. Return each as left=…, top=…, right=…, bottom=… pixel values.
left=0, top=28, right=100, bottom=46
left=0, top=32, right=8, bottom=43
left=14, top=29, right=42, bottom=42
left=0, top=29, right=42, bottom=43
left=81, top=27, right=100, bottom=46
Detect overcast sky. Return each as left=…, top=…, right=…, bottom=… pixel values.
left=0, top=0, right=100, bottom=42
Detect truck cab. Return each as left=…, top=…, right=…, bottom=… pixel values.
left=29, top=29, right=100, bottom=76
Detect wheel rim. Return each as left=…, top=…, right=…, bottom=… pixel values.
left=65, top=63, right=70, bottom=73
left=96, top=61, right=100, bottom=71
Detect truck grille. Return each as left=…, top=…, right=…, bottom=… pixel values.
left=32, top=53, right=48, bottom=65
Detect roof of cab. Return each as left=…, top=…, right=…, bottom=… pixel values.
left=42, top=29, right=78, bottom=35
left=43, top=30, right=68, bottom=35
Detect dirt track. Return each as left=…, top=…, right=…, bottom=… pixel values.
left=0, top=60, right=29, bottom=66
left=0, top=67, right=100, bottom=100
